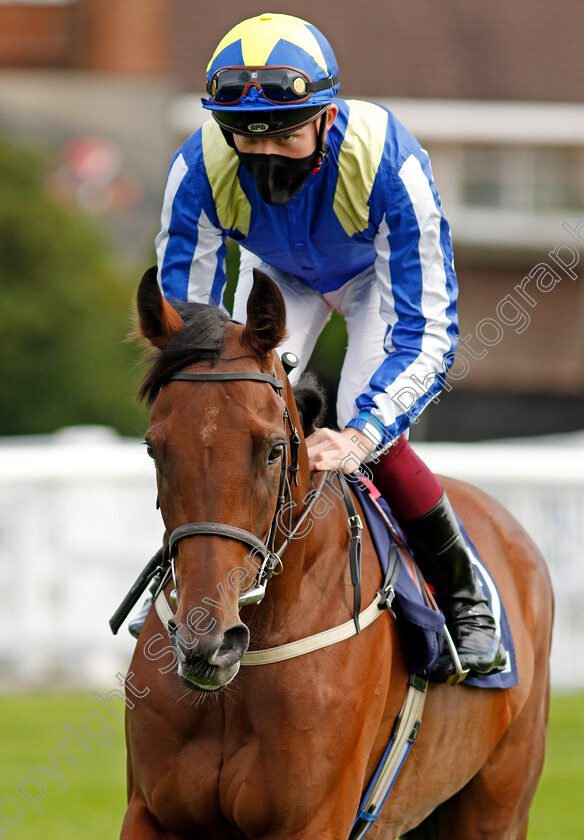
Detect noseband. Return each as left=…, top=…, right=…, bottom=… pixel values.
left=162, top=367, right=302, bottom=607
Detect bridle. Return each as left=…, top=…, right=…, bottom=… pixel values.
left=108, top=356, right=332, bottom=635
left=156, top=366, right=308, bottom=608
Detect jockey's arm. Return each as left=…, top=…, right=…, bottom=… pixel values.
left=155, top=148, right=228, bottom=307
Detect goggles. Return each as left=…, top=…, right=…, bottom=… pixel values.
left=207, top=65, right=339, bottom=106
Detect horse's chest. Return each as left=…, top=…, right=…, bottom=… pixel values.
left=158, top=738, right=271, bottom=836
left=145, top=739, right=223, bottom=828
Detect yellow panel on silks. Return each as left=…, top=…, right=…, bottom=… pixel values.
left=202, top=120, right=251, bottom=236
left=334, top=100, right=389, bottom=238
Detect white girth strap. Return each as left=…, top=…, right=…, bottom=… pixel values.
left=154, top=589, right=388, bottom=665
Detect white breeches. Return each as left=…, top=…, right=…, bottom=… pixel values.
left=233, top=248, right=388, bottom=429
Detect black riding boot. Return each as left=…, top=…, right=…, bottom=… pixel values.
left=401, top=492, right=507, bottom=681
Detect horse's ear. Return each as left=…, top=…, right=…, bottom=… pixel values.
left=241, top=268, right=287, bottom=355
left=137, top=266, right=185, bottom=349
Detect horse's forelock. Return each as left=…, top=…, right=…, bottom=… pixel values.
left=138, top=303, right=230, bottom=406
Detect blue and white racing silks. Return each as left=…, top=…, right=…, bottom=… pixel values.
left=155, top=98, right=459, bottom=449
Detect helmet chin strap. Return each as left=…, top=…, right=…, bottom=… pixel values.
left=311, top=110, right=330, bottom=173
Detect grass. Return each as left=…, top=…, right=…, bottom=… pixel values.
left=0, top=691, right=126, bottom=839
left=0, top=691, right=581, bottom=838
left=527, top=691, right=584, bottom=840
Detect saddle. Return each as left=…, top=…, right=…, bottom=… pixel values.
left=348, top=474, right=518, bottom=689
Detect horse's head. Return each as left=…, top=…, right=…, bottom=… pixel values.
left=137, top=266, right=309, bottom=692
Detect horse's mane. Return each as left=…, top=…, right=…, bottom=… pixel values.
left=293, top=372, right=327, bottom=437
left=139, top=301, right=230, bottom=406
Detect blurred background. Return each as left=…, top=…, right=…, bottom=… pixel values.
left=0, top=1, right=582, bottom=837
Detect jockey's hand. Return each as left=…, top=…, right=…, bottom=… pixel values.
left=306, top=427, right=375, bottom=474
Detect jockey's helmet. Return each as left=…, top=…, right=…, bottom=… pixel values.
left=202, top=13, right=340, bottom=138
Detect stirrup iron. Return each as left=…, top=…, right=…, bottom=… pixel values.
left=442, top=624, right=470, bottom=686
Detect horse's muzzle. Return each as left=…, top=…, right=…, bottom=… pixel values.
left=168, top=621, right=250, bottom=692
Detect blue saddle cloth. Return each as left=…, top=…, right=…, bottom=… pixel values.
left=350, top=477, right=518, bottom=689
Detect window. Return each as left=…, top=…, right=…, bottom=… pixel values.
left=460, top=145, right=584, bottom=213
left=462, top=147, right=504, bottom=208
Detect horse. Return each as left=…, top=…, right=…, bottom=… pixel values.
left=119, top=265, right=553, bottom=840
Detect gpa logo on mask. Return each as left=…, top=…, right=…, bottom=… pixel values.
left=248, top=123, right=270, bottom=133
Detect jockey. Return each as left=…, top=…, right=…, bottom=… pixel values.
left=145, top=12, right=506, bottom=680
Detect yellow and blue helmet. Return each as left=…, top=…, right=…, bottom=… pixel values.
left=202, top=13, right=340, bottom=138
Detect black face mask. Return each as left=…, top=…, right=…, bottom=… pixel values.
left=232, top=114, right=328, bottom=205
left=236, top=148, right=321, bottom=205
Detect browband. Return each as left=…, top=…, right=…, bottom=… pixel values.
left=171, top=371, right=284, bottom=389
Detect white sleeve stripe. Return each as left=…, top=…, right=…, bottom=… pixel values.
left=398, top=154, right=452, bottom=358
left=187, top=208, right=223, bottom=303
left=373, top=217, right=397, bottom=351
left=369, top=155, right=454, bottom=432
left=392, top=156, right=453, bottom=395
left=155, top=153, right=189, bottom=279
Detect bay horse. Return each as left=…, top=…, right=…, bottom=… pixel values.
left=120, top=265, right=553, bottom=840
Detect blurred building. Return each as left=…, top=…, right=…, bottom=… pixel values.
left=1, top=0, right=584, bottom=440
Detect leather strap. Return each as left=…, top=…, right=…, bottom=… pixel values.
left=168, top=522, right=271, bottom=560
left=171, top=371, right=283, bottom=389
left=338, top=474, right=363, bottom=633
left=109, top=547, right=167, bottom=635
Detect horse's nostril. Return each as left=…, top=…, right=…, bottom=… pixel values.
left=207, top=625, right=250, bottom=668
left=224, top=625, right=250, bottom=655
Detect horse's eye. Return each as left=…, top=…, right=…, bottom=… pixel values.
left=144, top=440, right=155, bottom=459
left=267, top=442, right=285, bottom=465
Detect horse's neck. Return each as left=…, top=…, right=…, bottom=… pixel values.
left=256, top=472, right=350, bottom=635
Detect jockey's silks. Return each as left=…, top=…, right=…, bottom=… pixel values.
left=155, top=99, right=458, bottom=447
